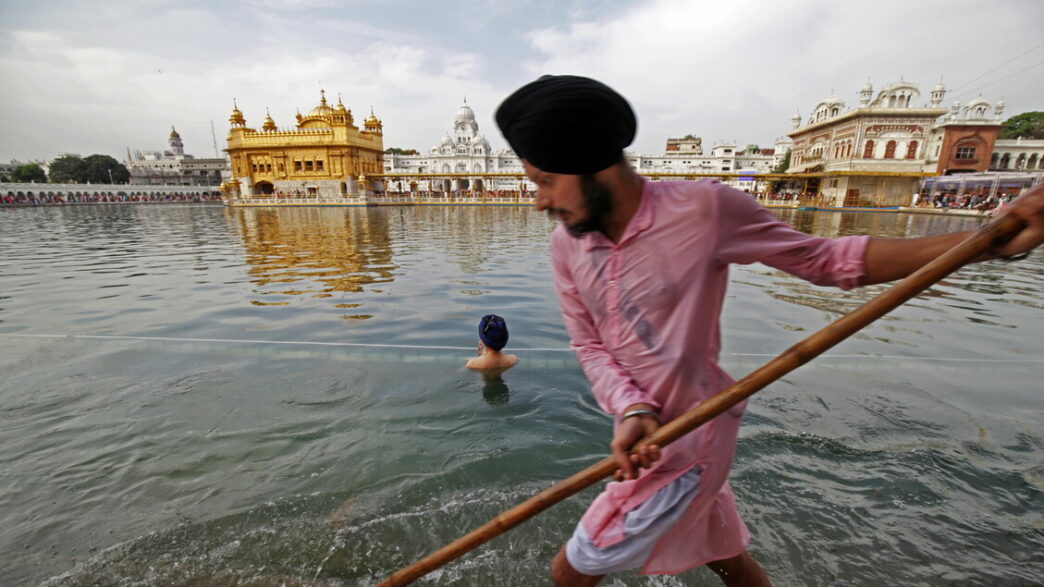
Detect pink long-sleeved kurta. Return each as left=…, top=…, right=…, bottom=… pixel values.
left=551, top=179, right=868, bottom=574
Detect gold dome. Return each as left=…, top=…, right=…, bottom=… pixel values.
left=169, top=126, right=181, bottom=139
left=333, top=95, right=354, bottom=125
left=229, top=99, right=246, bottom=126
left=364, top=107, right=382, bottom=133
left=262, top=108, right=277, bottom=132
left=307, top=89, right=334, bottom=119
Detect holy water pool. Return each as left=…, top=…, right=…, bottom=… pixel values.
left=0, top=204, right=1041, bottom=585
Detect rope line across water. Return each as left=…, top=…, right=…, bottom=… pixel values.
left=1, top=333, right=1040, bottom=363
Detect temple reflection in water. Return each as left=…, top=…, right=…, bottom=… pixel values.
left=227, top=207, right=395, bottom=312
left=225, top=206, right=552, bottom=315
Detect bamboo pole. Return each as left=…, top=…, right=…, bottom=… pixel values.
left=377, top=213, right=1027, bottom=586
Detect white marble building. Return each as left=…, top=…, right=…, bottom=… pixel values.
left=384, top=102, right=790, bottom=194
left=126, top=128, right=229, bottom=187
left=991, top=137, right=1044, bottom=171
left=629, top=137, right=792, bottom=191
left=383, top=100, right=527, bottom=193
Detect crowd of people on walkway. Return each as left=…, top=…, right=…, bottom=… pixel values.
left=913, top=192, right=1019, bottom=212
left=377, top=189, right=535, bottom=199
left=2, top=192, right=223, bottom=206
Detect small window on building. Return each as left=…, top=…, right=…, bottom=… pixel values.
left=317, top=160, right=324, bottom=171
left=955, top=146, right=976, bottom=160
left=295, top=160, right=303, bottom=172
left=251, top=163, right=258, bottom=172
left=864, top=140, right=875, bottom=158
left=305, top=160, right=314, bottom=172
left=884, top=140, right=897, bottom=159
left=906, top=141, right=918, bottom=159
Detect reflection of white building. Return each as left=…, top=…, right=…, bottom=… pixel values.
left=127, top=128, right=229, bottom=186
left=383, top=101, right=527, bottom=193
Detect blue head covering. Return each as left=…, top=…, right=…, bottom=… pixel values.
left=478, top=314, right=509, bottom=351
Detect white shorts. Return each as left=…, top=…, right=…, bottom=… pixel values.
left=565, top=467, right=701, bottom=575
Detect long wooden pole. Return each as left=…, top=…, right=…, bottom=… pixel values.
left=378, top=213, right=1027, bottom=586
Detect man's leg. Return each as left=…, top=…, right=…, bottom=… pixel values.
left=551, top=544, right=603, bottom=587
left=706, top=550, right=771, bottom=587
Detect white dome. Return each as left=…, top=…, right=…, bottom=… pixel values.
left=884, top=80, right=918, bottom=92
left=455, top=102, right=476, bottom=124
left=441, top=135, right=454, bottom=147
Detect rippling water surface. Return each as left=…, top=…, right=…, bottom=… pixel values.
left=1, top=204, right=1041, bottom=586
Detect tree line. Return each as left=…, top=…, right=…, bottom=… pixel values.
left=1, top=154, right=130, bottom=184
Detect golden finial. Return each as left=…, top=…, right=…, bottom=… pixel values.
left=320, top=89, right=327, bottom=105
left=229, top=100, right=246, bottom=126
left=262, top=107, right=276, bottom=131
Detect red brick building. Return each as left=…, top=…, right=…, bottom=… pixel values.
left=925, top=98, right=1003, bottom=175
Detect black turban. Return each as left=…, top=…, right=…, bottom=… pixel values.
left=495, top=75, right=636, bottom=174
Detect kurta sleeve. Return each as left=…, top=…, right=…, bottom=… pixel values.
left=551, top=234, right=661, bottom=416
left=711, top=183, right=868, bottom=290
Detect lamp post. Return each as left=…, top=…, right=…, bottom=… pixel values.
left=108, top=169, right=114, bottom=185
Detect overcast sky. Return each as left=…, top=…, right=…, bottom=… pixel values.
left=1, top=0, right=1041, bottom=163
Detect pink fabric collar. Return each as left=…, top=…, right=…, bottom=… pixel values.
left=581, top=177, right=654, bottom=251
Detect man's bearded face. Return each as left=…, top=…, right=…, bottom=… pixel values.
left=552, top=174, right=614, bottom=238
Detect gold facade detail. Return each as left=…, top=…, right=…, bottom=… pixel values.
left=222, top=90, right=384, bottom=201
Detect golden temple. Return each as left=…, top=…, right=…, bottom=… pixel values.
left=222, top=91, right=384, bottom=203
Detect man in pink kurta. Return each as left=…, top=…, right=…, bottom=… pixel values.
left=551, top=176, right=867, bottom=574
left=495, top=75, right=1044, bottom=586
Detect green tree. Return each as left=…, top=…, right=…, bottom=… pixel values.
left=10, top=163, right=47, bottom=183
left=999, top=111, right=1044, bottom=139
left=48, top=155, right=86, bottom=183
left=770, top=149, right=792, bottom=193
left=81, top=154, right=130, bottom=184
left=384, top=147, right=419, bottom=155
